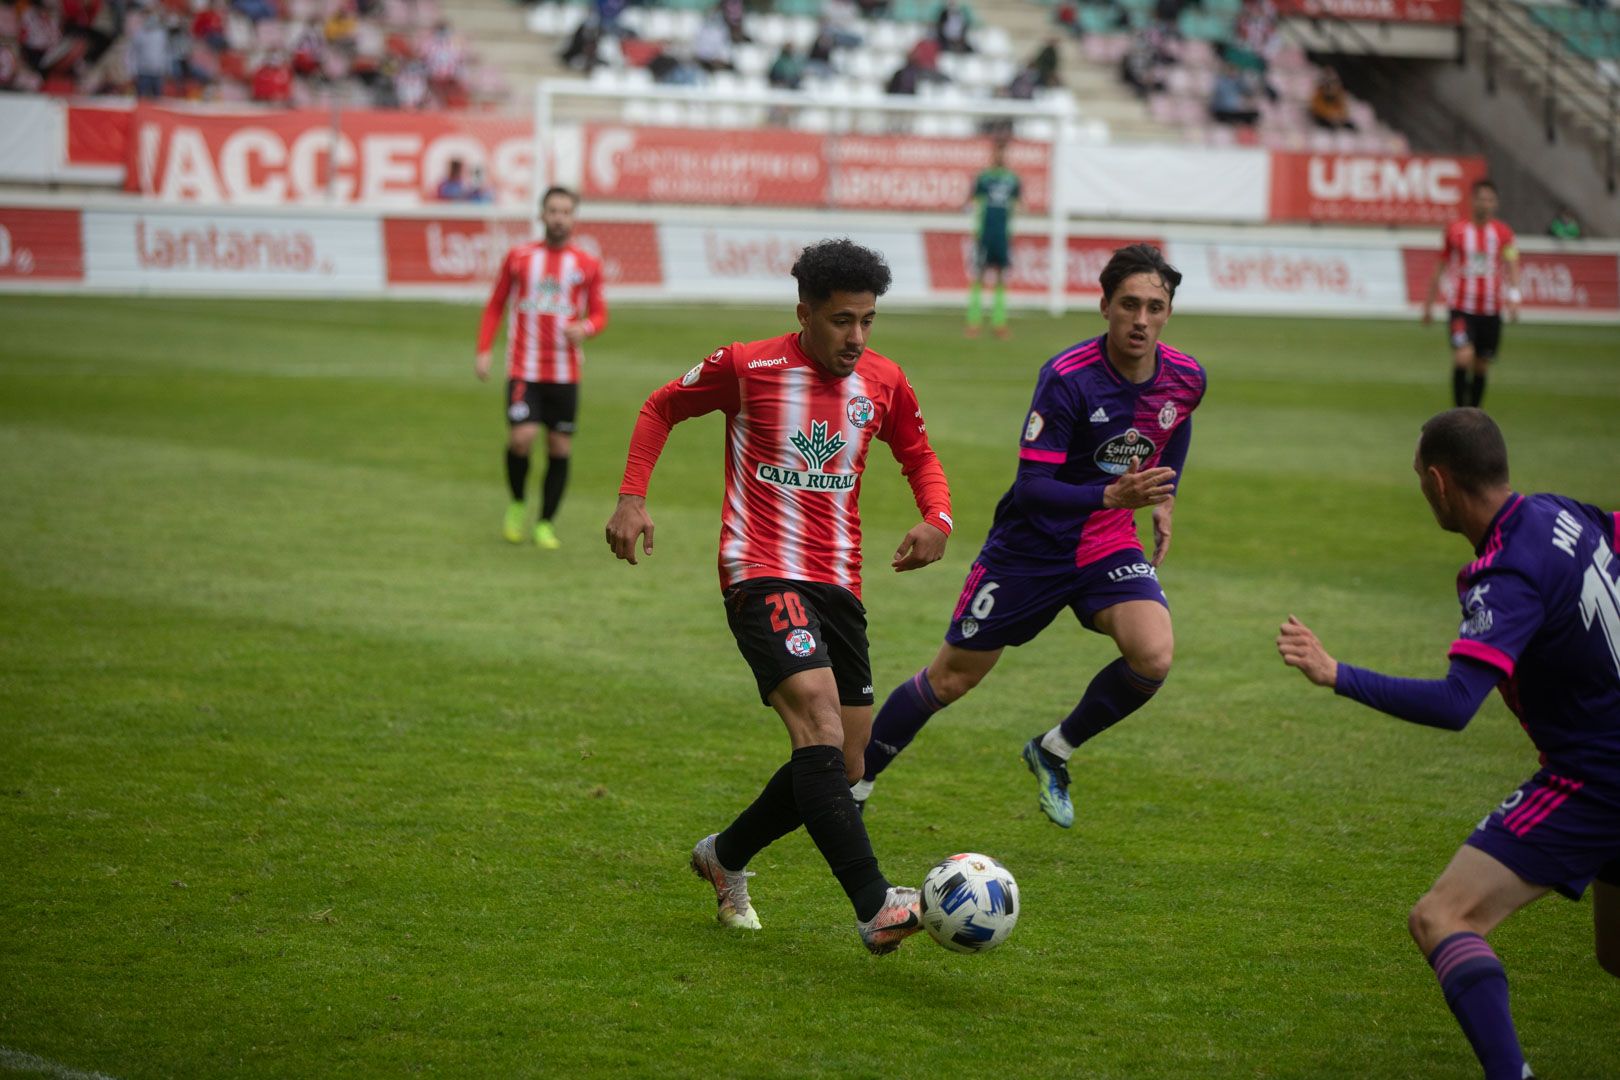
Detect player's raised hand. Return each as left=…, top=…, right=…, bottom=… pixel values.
left=474, top=349, right=492, bottom=382
left=563, top=321, right=589, bottom=345
left=892, top=521, right=948, bottom=572
left=1150, top=497, right=1174, bottom=567
left=605, top=494, right=655, bottom=565
left=1277, top=615, right=1339, bottom=688
left=1103, top=457, right=1176, bottom=510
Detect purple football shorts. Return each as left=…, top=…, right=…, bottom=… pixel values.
left=1465, top=768, right=1620, bottom=900
left=943, top=547, right=1169, bottom=652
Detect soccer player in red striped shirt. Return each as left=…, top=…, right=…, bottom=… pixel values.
left=605, top=239, right=954, bottom=954
left=475, top=186, right=607, bottom=550
left=1422, top=179, right=1521, bottom=410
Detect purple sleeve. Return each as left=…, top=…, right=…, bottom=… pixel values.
left=1011, top=459, right=1109, bottom=514
left=1160, top=418, right=1191, bottom=493
left=1334, top=658, right=1501, bottom=731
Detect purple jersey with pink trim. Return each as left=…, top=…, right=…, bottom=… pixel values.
left=979, top=335, right=1206, bottom=569
left=1449, top=492, right=1620, bottom=781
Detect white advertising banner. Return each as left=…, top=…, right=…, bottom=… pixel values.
left=1064, top=146, right=1271, bottom=223
left=656, top=223, right=932, bottom=303
left=0, top=98, right=64, bottom=182
left=84, top=210, right=384, bottom=293
left=1168, top=238, right=1409, bottom=314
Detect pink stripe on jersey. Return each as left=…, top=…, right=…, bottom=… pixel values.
left=1053, top=343, right=1102, bottom=374
left=1019, top=447, right=1067, bottom=464
left=1449, top=639, right=1514, bottom=676
left=1074, top=507, right=1138, bottom=568
left=1432, top=938, right=1496, bottom=983
left=1502, top=786, right=1559, bottom=833
left=1159, top=346, right=1199, bottom=370
left=953, top=563, right=988, bottom=621
left=1462, top=495, right=1524, bottom=577
left=1507, top=778, right=1580, bottom=836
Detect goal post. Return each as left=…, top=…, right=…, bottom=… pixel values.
left=534, top=78, right=1082, bottom=315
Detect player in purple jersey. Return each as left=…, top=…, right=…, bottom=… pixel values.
left=855, top=244, right=1207, bottom=828
left=1278, top=408, right=1620, bottom=1080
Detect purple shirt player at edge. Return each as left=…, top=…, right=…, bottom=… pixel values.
left=857, top=243, right=1205, bottom=831
left=1279, top=408, right=1620, bottom=1080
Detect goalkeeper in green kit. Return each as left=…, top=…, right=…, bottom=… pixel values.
left=966, top=139, right=1021, bottom=339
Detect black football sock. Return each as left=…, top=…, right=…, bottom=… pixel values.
left=1451, top=368, right=1469, bottom=407
left=791, top=744, right=890, bottom=921
left=540, top=455, right=570, bottom=521
left=714, top=760, right=799, bottom=871
left=1470, top=371, right=1488, bottom=408
left=505, top=450, right=529, bottom=501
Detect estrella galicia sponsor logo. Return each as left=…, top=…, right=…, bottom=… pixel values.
left=508, top=401, right=531, bottom=422
left=747, top=355, right=790, bottom=370
left=785, top=628, right=816, bottom=657
left=1106, top=561, right=1159, bottom=583
left=1460, top=582, right=1493, bottom=637
left=846, top=394, right=875, bottom=428
left=1093, top=428, right=1157, bottom=475
left=755, top=463, right=856, bottom=491
left=1023, top=410, right=1045, bottom=441
left=680, top=362, right=703, bottom=386
left=1157, top=402, right=1178, bottom=430
left=959, top=617, right=979, bottom=639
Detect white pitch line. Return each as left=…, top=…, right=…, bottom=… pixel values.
left=0, top=1047, right=123, bottom=1080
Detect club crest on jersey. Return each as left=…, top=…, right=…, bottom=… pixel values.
left=1157, top=402, right=1178, bottom=430
left=784, top=628, right=816, bottom=658
left=1024, top=410, right=1045, bottom=442
left=1093, top=428, right=1157, bottom=475
left=681, top=362, right=703, bottom=386
left=846, top=395, right=876, bottom=428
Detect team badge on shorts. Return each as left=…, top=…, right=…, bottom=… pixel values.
left=959, top=617, right=979, bottom=639
left=784, top=628, right=816, bottom=658
left=1157, top=402, right=1177, bottom=429
left=846, top=395, right=875, bottom=428
left=508, top=401, right=531, bottom=422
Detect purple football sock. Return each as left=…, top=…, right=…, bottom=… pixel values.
left=1427, top=932, right=1528, bottom=1080
left=863, top=668, right=945, bottom=782
left=1056, top=658, right=1162, bottom=750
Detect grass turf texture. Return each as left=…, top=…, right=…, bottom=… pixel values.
left=2, top=295, right=1617, bottom=1079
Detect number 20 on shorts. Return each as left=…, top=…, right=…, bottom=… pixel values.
left=767, top=591, right=809, bottom=632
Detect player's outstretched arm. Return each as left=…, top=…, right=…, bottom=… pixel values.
left=1103, top=457, right=1177, bottom=510
left=892, top=521, right=948, bottom=572
left=1277, top=615, right=1338, bottom=687
left=605, top=494, right=655, bottom=565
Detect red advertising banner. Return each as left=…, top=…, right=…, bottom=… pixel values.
left=924, top=232, right=1160, bottom=295
left=0, top=207, right=84, bottom=281
left=67, top=105, right=131, bottom=167
left=584, top=125, right=1049, bottom=212
left=125, top=105, right=532, bottom=206
left=1402, top=248, right=1620, bottom=312
left=383, top=217, right=663, bottom=286
left=1269, top=152, right=1488, bottom=226
left=1273, top=0, right=1461, bottom=24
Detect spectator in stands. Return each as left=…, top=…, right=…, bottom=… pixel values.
left=768, top=43, right=803, bottom=89
left=130, top=10, right=168, bottom=97
left=1120, top=25, right=1168, bottom=99
left=190, top=0, right=226, bottom=53
left=19, top=0, right=62, bottom=74
left=595, top=0, right=627, bottom=38
left=325, top=0, right=359, bottom=51
left=0, top=38, right=21, bottom=90
left=395, top=57, right=427, bottom=108
left=423, top=21, right=463, bottom=102
left=560, top=17, right=603, bottom=71
left=467, top=166, right=492, bottom=204
left=1029, top=36, right=1061, bottom=89
left=231, top=0, right=277, bottom=25
left=291, top=21, right=325, bottom=78
left=251, top=50, right=292, bottom=104
left=1004, top=64, right=1037, bottom=99
left=1231, top=0, right=1278, bottom=70
left=1548, top=207, right=1582, bottom=240
left=1209, top=61, right=1260, bottom=125
left=717, top=0, right=750, bottom=44
left=1308, top=68, right=1354, bottom=130
left=822, top=0, right=863, bottom=48
left=692, top=14, right=735, bottom=73
left=934, top=0, right=972, bottom=54
left=806, top=21, right=840, bottom=75
left=63, top=0, right=116, bottom=69
left=436, top=159, right=470, bottom=201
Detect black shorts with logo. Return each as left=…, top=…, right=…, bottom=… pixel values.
left=723, top=577, right=874, bottom=707
left=1448, top=310, right=1504, bottom=360
left=506, top=380, right=579, bottom=432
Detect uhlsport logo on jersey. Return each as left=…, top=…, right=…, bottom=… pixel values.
left=1094, top=428, right=1157, bottom=475
left=846, top=395, right=875, bottom=428
left=755, top=421, right=855, bottom=493
left=784, top=628, right=816, bottom=658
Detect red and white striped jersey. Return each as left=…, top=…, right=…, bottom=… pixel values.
left=1441, top=218, right=1518, bottom=316
left=477, top=241, right=607, bottom=384
left=620, top=331, right=953, bottom=599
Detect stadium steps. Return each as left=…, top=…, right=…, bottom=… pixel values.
left=439, top=0, right=570, bottom=103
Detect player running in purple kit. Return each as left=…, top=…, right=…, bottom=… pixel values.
left=1278, top=408, right=1620, bottom=1080
left=855, top=244, right=1206, bottom=827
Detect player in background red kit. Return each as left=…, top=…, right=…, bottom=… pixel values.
left=1423, top=179, right=1520, bottom=410
left=475, top=186, right=607, bottom=550
left=605, top=239, right=954, bottom=955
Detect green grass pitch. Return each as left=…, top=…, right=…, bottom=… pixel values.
left=2, top=294, right=1617, bottom=1079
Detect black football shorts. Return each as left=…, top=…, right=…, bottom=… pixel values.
left=723, top=577, right=873, bottom=707
left=506, top=380, right=578, bottom=432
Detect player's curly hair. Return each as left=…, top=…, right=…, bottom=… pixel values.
left=1419, top=408, right=1510, bottom=494
left=791, top=239, right=893, bottom=305
left=1099, top=243, right=1182, bottom=303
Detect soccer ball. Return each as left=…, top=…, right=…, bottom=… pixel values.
left=919, top=852, right=1019, bottom=954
